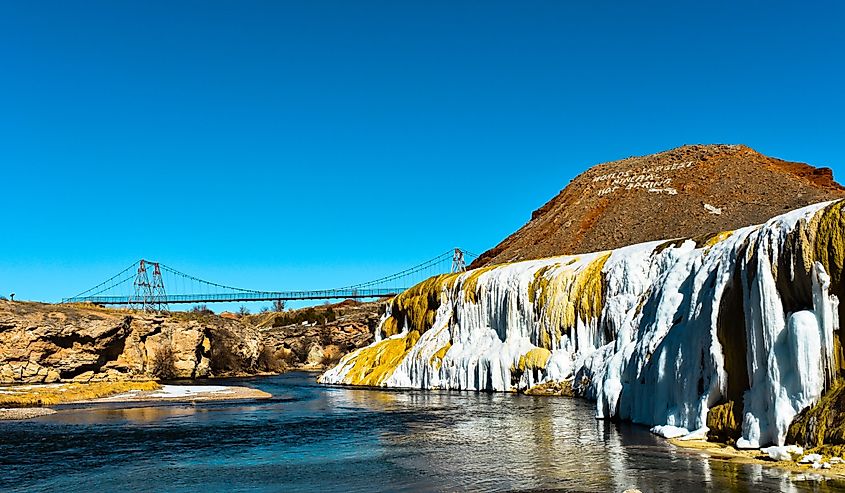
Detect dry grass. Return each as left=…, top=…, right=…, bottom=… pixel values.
left=0, top=381, right=160, bottom=407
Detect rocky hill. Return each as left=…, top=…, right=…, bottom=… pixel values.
left=472, top=144, right=845, bottom=267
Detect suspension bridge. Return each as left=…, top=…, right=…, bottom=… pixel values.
left=61, top=248, right=478, bottom=311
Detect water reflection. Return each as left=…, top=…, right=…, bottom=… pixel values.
left=53, top=404, right=200, bottom=424
left=0, top=373, right=842, bottom=493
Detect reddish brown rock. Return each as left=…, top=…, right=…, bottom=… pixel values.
left=472, top=144, right=845, bottom=267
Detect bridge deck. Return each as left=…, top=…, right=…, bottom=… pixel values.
left=62, top=288, right=402, bottom=305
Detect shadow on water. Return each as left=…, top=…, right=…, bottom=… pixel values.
left=1, top=372, right=842, bottom=492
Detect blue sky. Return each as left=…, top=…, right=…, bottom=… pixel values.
left=1, top=1, right=844, bottom=309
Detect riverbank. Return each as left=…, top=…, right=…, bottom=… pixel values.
left=669, top=437, right=845, bottom=481
left=0, top=381, right=161, bottom=407
left=0, top=380, right=271, bottom=420
left=0, top=407, right=56, bottom=420
left=88, top=383, right=271, bottom=403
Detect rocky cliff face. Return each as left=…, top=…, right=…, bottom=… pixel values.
left=252, top=300, right=379, bottom=370
left=322, top=199, right=845, bottom=450
left=0, top=301, right=263, bottom=383
left=472, top=145, right=845, bottom=267
left=0, top=299, right=381, bottom=384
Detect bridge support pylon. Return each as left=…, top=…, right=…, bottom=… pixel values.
left=451, top=248, right=466, bottom=273
left=150, top=262, right=169, bottom=312
left=129, top=260, right=168, bottom=312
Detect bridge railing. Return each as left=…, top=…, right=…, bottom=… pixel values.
left=63, top=287, right=404, bottom=305
left=62, top=248, right=480, bottom=307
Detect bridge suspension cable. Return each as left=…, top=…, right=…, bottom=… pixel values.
left=68, top=261, right=138, bottom=299
left=62, top=248, right=480, bottom=310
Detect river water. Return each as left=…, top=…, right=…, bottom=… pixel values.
left=1, top=372, right=842, bottom=492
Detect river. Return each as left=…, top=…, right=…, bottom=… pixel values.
left=1, top=372, right=841, bottom=492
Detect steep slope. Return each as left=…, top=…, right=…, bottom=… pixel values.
left=471, top=144, right=844, bottom=267
left=322, top=199, right=845, bottom=449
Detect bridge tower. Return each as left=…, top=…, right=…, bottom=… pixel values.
left=150, top=262, right=168, bottom=312
left=451, top=248, right=466, bottom=273
left=130, top=260, right=153, bottom=311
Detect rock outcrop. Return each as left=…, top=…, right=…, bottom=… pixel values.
left=0, top=297, right=382, bottom=384
left=0, top=301, right=264, bottom=383
left=251, top=300, right=379, bottom=370
left=472, top=144, right=845, bottom=267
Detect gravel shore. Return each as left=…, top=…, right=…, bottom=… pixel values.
left=0, top=408, right=57, bottom=420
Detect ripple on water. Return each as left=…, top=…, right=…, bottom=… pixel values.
left=0, top=373, right=842, bottom=493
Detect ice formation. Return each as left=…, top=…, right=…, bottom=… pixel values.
left=760, top=445, right=803, bottom=461
left=320, top=200, right=845, bottom=448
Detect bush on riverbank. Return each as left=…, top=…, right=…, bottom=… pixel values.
left=150, top=346, right=177, bottom=380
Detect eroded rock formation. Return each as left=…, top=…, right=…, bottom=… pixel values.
left=253, top=300, right=379, bottom=370
left=321, top=199, right=845, bottom=450
left=0, top=301, right=263, bottom=383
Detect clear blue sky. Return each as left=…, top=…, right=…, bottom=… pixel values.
left=1, top=1, right=843, bottom=308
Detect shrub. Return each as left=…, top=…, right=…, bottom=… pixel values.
left=257, top=345, right=287, bottom=373
left=319, top=326, right=333, bottom=346
left=320, top=352, right=342, bottom=367
left=209, top=337, right=242, bottom=374
left=150, top=345, right=177, bottom=380
left=189, top=304, right=214, bottom=316
left=271, top=306, right=337, bottom=327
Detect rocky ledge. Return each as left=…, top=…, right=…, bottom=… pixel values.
left=0, top=300, right=266, bottom=383
left=0, top=299, right=381, bottom=384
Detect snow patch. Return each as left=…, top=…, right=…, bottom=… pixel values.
left=149, top=385, right=232, bottom=398
left=650, top=425, right=690, bottom=439
left=760, top=445, right=803, bottom=461
left=703, top=203, right=722, bottom=215
left=799, top=453, right=823, bottom=464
